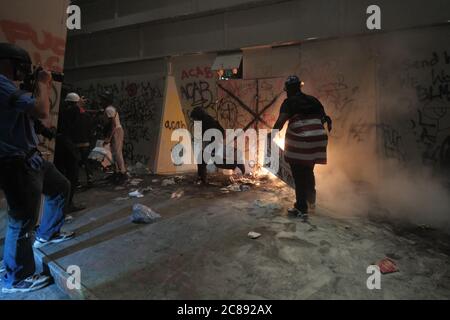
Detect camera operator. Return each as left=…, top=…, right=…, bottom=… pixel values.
left=0, top=43, right=75, bottom=294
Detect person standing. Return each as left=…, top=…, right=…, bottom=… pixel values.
left=100, top=91, right=127, bottom=184
left=0, top=43, right=74, bottom=293
left=271, top=75, right=332, bottom=220
left=54, top=92, right=86, bottom=212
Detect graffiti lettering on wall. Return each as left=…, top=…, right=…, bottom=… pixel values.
left=180, top=81, right=214, bottom=109
left=177, top=64, right=218, bottom=132
left=300, top=62, right=368, bottom=143
left=165, top=120, right=186, bottom=131
left=0, top=19, right=65, bottom=72
left=401, top=50, right=450, bottom=168
left=181, top=66, right=214, bottom=80
left=379, top=124, right=406, bottom=163
left=77, top=78, right=164, bottom=164
left=412, top=51, right=450, bottom=104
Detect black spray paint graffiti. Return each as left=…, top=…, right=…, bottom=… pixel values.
left=78, top=79, right=163, bottom=164
left=404, top=50, right=450, bottom=167
left=380, top=124, right=406, bottom=163
left=316, top=74, right=361, bottom=142
left=180, top=81, right=214, bottom=109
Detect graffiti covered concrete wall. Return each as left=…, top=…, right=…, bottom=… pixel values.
left=299, top=37, right=378, bottom=185
left=171, top=54, right=217, bottom=132
left=377, top=26, right=450, bottom=176
left=75, top=75, right=165, bottom=171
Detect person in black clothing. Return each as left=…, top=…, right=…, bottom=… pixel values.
left=190, top=107, right=246, bottom=184
left=54, top=92, right=86, bottom=212
left=271, top=75, right=332, bottom=217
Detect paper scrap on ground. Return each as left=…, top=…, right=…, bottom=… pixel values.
left=377, top=257, right=399, bottom=274
left=248, top=231, right=262, bottom=239
left=129, top=190, right=144, bottom=198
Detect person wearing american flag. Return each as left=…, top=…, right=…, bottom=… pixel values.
left=271, top=75, right=332, bottom=221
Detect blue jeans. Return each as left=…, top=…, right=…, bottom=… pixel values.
left=0, top=159, right=70, bottom=286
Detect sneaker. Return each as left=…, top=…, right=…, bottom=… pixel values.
left=33, top=231, right=75, bottom=249
left=287, top=208, right=309, bottom=221
left=2, top=274, right=51, bottom=293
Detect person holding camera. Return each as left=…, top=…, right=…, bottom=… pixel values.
left=0, top=43, right=75, bottom=293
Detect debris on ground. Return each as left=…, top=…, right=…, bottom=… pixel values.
left=65, top=215, right=74, bottom=223
left=171, top=189, right=184, bottom=199
left=128, top=162, right=151, bottom=176
left=128, top=190, right=144, bottom=198
left=113, top=196, right=130, bottom=201
left=131, top=204, right=161, bottom=224
left=377, top=257, right=399, bottom=274
left=162, top=178, right=176, bottom=187
left=253, top=199, right=282, bottom=212
left=114, top=186, right=126, bottom=191
left=140, top=186, right=153, bottom=193
left=220, top=183, right=251, bottom=192
left=248, top=231, right=262, bottom=239
left=152, top=179, right=159, bottom=183
left=174, top=176, right=185, bottom=183
left=128, top=178, right=143, bottom=186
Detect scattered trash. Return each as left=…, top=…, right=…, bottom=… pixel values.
left=220, top=183, right=249, bottom=192
left=171, top=189, right=184, bottom=199
left=174, top=176, right=185, bottom=183
left=253, top=200, right=282, bottom=212
left=140, top=186, right=153, bottom=193
left=113, top=196, right=129, bottom=201
left=129, top=178, right=143, bottom=186
left=128, top=190, right=144, bottom=198
left=88, top=140, right=113, bottom=168
left=131, top=204, right=161, bottom=224
left=128, top=162, right=151, bottom=176
left=65, top=215, right=74, bottom=223
left=248, top=231, right=261, bottom=239
left=162, top=178, right=176, bottom=187
left=377, top=257, right=399, bottom=274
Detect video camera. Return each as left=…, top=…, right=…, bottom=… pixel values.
left=20, top=65, right=64, bottom=92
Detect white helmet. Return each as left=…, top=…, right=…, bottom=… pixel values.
left=65, top=92, right=81, bottom=102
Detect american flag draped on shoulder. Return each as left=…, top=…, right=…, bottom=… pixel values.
left=284, top=114, right=328, bottom=166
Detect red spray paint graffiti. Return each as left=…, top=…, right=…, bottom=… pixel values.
left=0, top=19, right=65, bottom=72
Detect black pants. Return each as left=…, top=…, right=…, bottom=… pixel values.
left=54, top=137, right=80, bottom=205
left=289, top=163, right=316, bottom=213
left=78, top=146, right=93, bottom=184
left=0, top=159, right=70, bottom=285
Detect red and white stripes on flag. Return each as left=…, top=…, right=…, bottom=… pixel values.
left=284, top=114, right=328, bottom=166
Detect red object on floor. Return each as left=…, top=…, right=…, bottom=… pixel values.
left=377, top=258, right=399, bottom=274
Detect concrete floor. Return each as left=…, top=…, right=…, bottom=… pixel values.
left=1, top=172, right=450, bottom=300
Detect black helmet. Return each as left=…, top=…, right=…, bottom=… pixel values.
left=0, top=42, right=32, bottom=64
left=285, top=75, right=300, bottom=87
left=0, top=42, right=32, bottom=79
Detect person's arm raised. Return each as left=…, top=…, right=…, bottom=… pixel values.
left=30, top=70, right=52, bottom=119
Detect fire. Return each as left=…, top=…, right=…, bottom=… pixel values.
left=273, top=124, right=287, bottom=151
